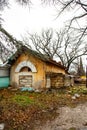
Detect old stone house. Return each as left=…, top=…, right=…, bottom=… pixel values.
left=8, top=45, right=66, bottom=90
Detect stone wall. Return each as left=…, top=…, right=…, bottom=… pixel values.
left=51, top=74, right=74, bottom=88
left=19, top=75, right=32, bottom=87
left=64, top=75, right=74, bottom=87
left=51, top=73, right=65, bottom=88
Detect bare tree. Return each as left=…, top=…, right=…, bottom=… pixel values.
left=0, top=0, right=32, bottom=63
left=45, top=0, right=87, bottom=32
left=0, top=0, right=31, bottom=8
left=23, top=29, right=62, bottom=59
left=77, top=57, right=85, bottom=76
left=0, top=0, right=32, bottom=23
left=0, top=26, right=21, bottom=63
left=23, top=28, right=87, bottom=72
left=40, top=0, right=87, bottom=41
left=0, top=0, right=87, bottom=30
left=0, top=0, right=8, bottom=10
left=0, top=0, right=87, bottom=68
left=55, top=28, right=87, bottom=72
left=42, top=0, right=87, bottom=19
left=58, top=0, right=87, bottom=32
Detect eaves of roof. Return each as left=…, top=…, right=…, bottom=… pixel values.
left=9, top=45, right=65, bottom=70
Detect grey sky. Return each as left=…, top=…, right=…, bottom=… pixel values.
left=1, top=0, right=73, bottom=40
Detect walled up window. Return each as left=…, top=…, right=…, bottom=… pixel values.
left=20, top=67, right=31, bottom=72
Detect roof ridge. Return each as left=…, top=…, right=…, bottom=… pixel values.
left=8, top=45, right=65, bottom=69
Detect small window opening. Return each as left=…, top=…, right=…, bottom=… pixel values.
left=20, top=67, right=31, bottom=72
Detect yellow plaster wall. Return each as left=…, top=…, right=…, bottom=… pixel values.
left=10, top=53, right=46, bottom=89
left=45, top=62, right=65, bottom=74
left=10, top=53, right=65, bottom=89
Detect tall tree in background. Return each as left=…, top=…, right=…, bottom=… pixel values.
left=0, top=0, right=30, bottom=63
left=0, top=0, right=87, bottom=67
left=41, top=0, right=87, bottom=43
left=55, top=0, right=87, bottom=37
left=23, top=28, right=87, bottom=72
left=77, top=57, right=85, bottom=76
left=43, top=0, right=87, bottom=26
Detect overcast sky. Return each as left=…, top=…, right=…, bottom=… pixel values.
left=1, top=0, right=74, bottom=40
left=1, top=0, right=87, bottom=66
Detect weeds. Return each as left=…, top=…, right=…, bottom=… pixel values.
left=12, top=95, right=34, bottom=106
left=67, top=86, right=87, bottom=95
left=1, top=85, right=87, bottom=129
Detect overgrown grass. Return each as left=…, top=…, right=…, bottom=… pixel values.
left=1, top=86, right=87, bottom=129
left=67, top=86, right=87, bottom=95
left=1, top=85, right=87, bottom=108
left=12, top=95, right=34, bottom=106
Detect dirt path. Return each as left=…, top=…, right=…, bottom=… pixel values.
left=35, top=103, right=87, bottom=130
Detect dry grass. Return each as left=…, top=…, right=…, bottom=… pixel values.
left=0, top=85, right=87, bottom=129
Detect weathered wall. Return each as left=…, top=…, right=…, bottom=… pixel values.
left=51, top=74, right=74, bottom=88
left=45, top=62, right=65, bottom=75
left=64, top=75, right=74, bottom=87
left=51, top=73, right=65, bottom=88
left=10, top=53, right=46, bottom=89
left=10, top=53, right=65, bottom=89
left=19, top=75, right=32, bottom=87
left=46, top=75, right=51, bottom=88
left=0, top=67, right=10, bottom=77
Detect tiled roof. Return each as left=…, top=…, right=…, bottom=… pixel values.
left=9, top=45, right=65, bottom=69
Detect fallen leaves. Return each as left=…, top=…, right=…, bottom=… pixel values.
left=0, top=86, right=87, bottom=129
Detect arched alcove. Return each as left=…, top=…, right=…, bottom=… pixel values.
left=15, top=60, right=37, bottom=73
left=20, top=66, right=31, bottom=72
